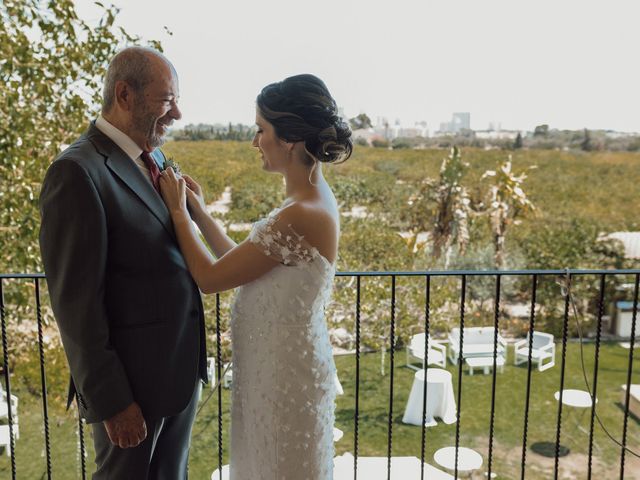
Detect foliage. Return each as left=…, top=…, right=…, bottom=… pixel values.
left=533, top=124, right=550, bottom=137
left=481, top=157, right=536, bottom=268
left=171, top=123, right=256, bottom=141
left=404, top=147, right=472, bottom=266
left=0, top=0, right=163, bottom=407
left=0, top=0, right=157, bottom=276
left=371, top=138, right=389, bottom=148
left=581, top=128, right=593, bottom=151
left=513, top=132, right=523, bottom=149
left=348, top=113, right=372, bottom=130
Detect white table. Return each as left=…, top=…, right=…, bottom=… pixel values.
left=434, top=447, right=483, bottom=478
left=465, top=357, right=504, bottom=375
left=334, top=453, right=454, bottom=479
left=554, top=389, right=596, bottom=408
left=214, top=454, right=455, bottom=480
left=402, top=368, right=457, bottom=427
left=553, top=389, right=597, bottom=454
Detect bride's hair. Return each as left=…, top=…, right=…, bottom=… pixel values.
left=256, top=74, right=353, bottom=165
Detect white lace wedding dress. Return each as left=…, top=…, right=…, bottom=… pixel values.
left=229, top=204, right=337, bottom=480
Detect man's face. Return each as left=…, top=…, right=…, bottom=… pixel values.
left=131, top=60, right=181, bottom=152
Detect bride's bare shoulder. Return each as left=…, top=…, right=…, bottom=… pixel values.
left=277, top=201, right=338, bottom=260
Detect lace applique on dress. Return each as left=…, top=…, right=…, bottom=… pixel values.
left=248, top=212, right=320, bottom=266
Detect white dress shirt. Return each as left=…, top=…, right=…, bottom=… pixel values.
left=95, top=115, right=153, bottom=184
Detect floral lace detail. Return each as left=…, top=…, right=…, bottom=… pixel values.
left=248, top=210, right=321, bottom=266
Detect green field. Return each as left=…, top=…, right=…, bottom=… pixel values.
left=161, top=141, right=640, bottom=273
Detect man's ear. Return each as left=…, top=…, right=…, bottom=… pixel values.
left=114, top=81, right=134, bottom=111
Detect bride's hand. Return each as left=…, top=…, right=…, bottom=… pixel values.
left=183, top=174, right=207, bottom=218
left=159, top=168, right=187, bottom=216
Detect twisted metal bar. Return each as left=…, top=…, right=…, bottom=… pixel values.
left=0, top=279, right=16, bottom=479
left=554, top=273, right=572, bottom=478
left=353, top=276, right=361, bottom=480
left=35, top=278, right=52, bottom=479
left=487, top=274, right=502, bottom=478
left=521, top=274, right=538, bottom=479
left=620, top=273, right=639, bottom=479
left=216, top=294, right=223, bottom=475
left=587, top=275, right=606, bottom=479
left=386, top=275, right=396, bottom=480
left=78, top=411, right=86, bottom=480
left=420, top=275, right=431, bottom=480
left=454, top=274, right=467, bottom=480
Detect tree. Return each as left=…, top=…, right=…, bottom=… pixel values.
left=405, top=147, right=471, bottom=267
left=533, top=124, right=549, bottom=137
left=581, top=128, right=593, bottom=151
left=481, top=157, right=536, bottom=268
left=513, top=132, right=523, bottom=149
left=349, top=113, right=373, bottom=130
left=0, top=0, right=160, bottom=275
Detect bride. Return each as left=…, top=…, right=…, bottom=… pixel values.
left=159, top=74, right=352, bottom=479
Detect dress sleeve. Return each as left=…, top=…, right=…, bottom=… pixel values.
left=248, top=213, right=319, bottom=266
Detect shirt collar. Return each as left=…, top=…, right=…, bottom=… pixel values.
left=95, top=115, right=143, bottom=161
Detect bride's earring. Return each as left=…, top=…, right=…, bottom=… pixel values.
left=308, top=159, right=317, bottom=186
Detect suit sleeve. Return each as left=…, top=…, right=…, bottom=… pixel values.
left=39, top=159, right=134, bottom=422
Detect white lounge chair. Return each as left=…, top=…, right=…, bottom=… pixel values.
left=206, top=357, right=233, bottom=390
left=406, top=333, right=447, bottom=370
left=0, top=423, right=19, bottom=456
left=514, top=332, right=555, bottom=372
left=0, top=386, right=19, bottom=441
left=447, top=327, right=507, bottom=365
left=621, top=384, right=640, bottom=419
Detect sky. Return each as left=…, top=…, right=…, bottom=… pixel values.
left=75, top=0, right=640, bottom=133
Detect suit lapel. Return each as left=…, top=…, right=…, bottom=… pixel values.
left=87, top=123, right=176, bottom=241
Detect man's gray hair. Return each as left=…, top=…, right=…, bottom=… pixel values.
left=102, top=46, right=170, bottom=113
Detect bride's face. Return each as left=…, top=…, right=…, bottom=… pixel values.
left=252, top=112, right=290, bottom=173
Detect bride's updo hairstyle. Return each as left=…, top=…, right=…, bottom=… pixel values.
left=256, top=74, right=353, bottom=165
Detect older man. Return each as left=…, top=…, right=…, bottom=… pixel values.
left=39, top=47, right=207, bottom=478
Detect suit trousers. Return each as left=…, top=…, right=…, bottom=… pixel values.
left=92, top=380, right=201, bottom=480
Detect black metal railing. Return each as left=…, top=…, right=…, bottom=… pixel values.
left=0, top=270, right=638, bottom=479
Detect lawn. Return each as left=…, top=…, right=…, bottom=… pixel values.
left=1, top=343, right=638, bottom=479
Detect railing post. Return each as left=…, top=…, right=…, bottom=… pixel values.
left=587, top=274, right=606, bottom=479
left=554, top=272, right=572, bottom=478
left=487, top=274, right=501, bottom=478
left=620, top=273, right=639, bottom=479
left=521, top=274, right=538, bottom=480
left=215, top=293, right=223, bottom=476
left=386, top=275, right=396, bottom=480
left=454, top=274, right=467, bottom=480
left=419, top=275, right=431, bottom=480
left=35, top=278, right=52, bottom=479
left=0, top=279, right=17, bottom=479
left=353, top=275, right=361, bottom=480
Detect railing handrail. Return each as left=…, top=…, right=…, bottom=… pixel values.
left=5, top=268, right=640, bottom=280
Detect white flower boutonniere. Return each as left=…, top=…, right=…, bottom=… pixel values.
left=162, top=156, right=181, bottom=175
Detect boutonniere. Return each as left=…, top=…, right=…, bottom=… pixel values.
left=162, top=156, right=181, bottom=175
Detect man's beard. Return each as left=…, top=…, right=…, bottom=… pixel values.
left=132, top=104, right=166, bottom=149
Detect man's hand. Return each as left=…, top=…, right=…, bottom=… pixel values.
left=103, top=402, right=147, bottom=449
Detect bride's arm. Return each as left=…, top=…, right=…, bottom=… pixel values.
left=160, top=169, right=279, bottom=293
left=190, top=208, right=236, bottom=258
left=183, top=174, right=236, bottom=258
left=171, top=211, right=279, bottom=293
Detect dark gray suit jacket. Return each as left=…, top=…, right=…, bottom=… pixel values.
left=39, top=123, right=207, bottom=424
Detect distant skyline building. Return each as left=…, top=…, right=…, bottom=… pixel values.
left=438, top=112, right=471, bottom=133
